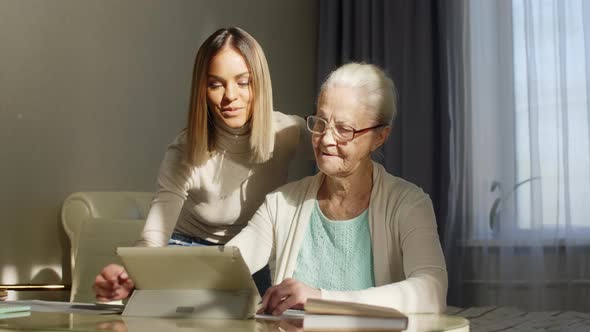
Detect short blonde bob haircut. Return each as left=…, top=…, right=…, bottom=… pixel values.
left=319, top=63, right=398, bottom=127
left=186, top=27, right=274, bottom=166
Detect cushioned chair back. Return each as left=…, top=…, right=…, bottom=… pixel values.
left=61, top=192, right=153, bottom=302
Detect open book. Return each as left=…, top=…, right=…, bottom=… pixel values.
left=303, top=298, right=408, bottom=331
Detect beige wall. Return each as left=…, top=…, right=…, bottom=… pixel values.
left=0, top=0, right=317, bottom=297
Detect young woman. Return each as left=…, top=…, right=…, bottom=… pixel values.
left=93, top=27, right=310, bottom=300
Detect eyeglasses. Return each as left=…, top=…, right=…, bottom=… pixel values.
left=305, top=115, right=387, bottom=142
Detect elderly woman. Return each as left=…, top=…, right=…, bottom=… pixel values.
left=227, top=63, right=447, bottom=315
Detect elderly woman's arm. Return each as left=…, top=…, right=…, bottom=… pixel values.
left=225, top=201, right=275, bottom=276
left=321, top=196, right=448, bottom=314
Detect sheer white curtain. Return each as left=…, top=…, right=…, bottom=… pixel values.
left=446, top=0, right=590, bottom=311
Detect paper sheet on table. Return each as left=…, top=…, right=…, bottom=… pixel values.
left=255, top=309, right=304, bottom=320
left=1, top=300, right=124, bottom=314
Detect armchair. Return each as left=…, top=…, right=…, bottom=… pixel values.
left=61, top=191, right=153, bottom=302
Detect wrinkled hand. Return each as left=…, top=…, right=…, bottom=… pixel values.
left=93, top=264, right=135, bottom=302
left=258, top=278, right=320, bottom=316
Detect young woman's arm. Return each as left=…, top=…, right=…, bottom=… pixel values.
left=136, top=136, right=192, bottom=247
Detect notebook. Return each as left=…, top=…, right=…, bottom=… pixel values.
left=116, top=246, right=260, bottom=319
left=0, top=305, right=30, bottom=314
left=0, top=304, right=31, bottom=321
left=304, top=298, right=408, bottom=331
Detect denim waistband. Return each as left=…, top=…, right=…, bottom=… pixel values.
left=170, top=232, right=217, bottom=246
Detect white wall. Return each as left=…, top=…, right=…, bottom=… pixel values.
left=0, top=0, right=317, bottom=297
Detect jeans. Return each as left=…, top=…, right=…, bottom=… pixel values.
left=168, top=232, right=271, bottom=296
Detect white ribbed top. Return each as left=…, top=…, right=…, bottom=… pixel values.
left=137, top=112, right=309, bottom=246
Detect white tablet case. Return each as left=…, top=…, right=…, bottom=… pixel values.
left=117, top=246, right=260, bottom=320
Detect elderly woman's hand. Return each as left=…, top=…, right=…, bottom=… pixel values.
left=257, top=278, right=320, bottom=316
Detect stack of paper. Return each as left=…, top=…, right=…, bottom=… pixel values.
left=304, top=298, right=408, bottom=331
left=0, top=304, right=31, bottom=320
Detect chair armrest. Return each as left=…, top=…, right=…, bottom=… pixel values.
left=70, top=218, right=146, bottom=303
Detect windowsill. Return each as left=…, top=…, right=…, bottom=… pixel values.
left=461, top=238, right=590, bottom=247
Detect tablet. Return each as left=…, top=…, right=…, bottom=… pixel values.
left=116, top=246, right=258, bottom=293
left=116, top=246, right=260, bottom=319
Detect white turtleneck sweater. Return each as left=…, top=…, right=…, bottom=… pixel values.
left=136, top=112, right=310, bottom=247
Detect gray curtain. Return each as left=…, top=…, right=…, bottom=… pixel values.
left=317, top=0, right=450, bottom=236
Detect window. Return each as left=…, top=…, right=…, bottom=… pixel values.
left=512, top=0, right=590, bottom=233
left=465, top=0, right=590, bottom=239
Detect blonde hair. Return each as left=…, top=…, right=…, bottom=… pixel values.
left=186, top=27, right=274, bottom=166
left=319, top=63, right=398, bottom=126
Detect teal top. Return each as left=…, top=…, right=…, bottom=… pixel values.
left=292, top=200, right=375, bottom=291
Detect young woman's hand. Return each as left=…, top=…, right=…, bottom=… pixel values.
left=257, top=278, right=320, bottom=315
left=93, top=264, right=135, bottom=302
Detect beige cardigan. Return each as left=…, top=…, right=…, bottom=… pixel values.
left=227, top=161, right=448, bottom=314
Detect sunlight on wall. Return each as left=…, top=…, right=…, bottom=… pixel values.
left=1, top=265, right=17, bottom=300
left=1, top=264, right=67, bottom=301
left=1, top=265, right=17, bottom=284
left=30, top=264, right=62, bottom=281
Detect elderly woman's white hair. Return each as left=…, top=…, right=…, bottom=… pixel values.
left=319, top=63, right=398, bottom=126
